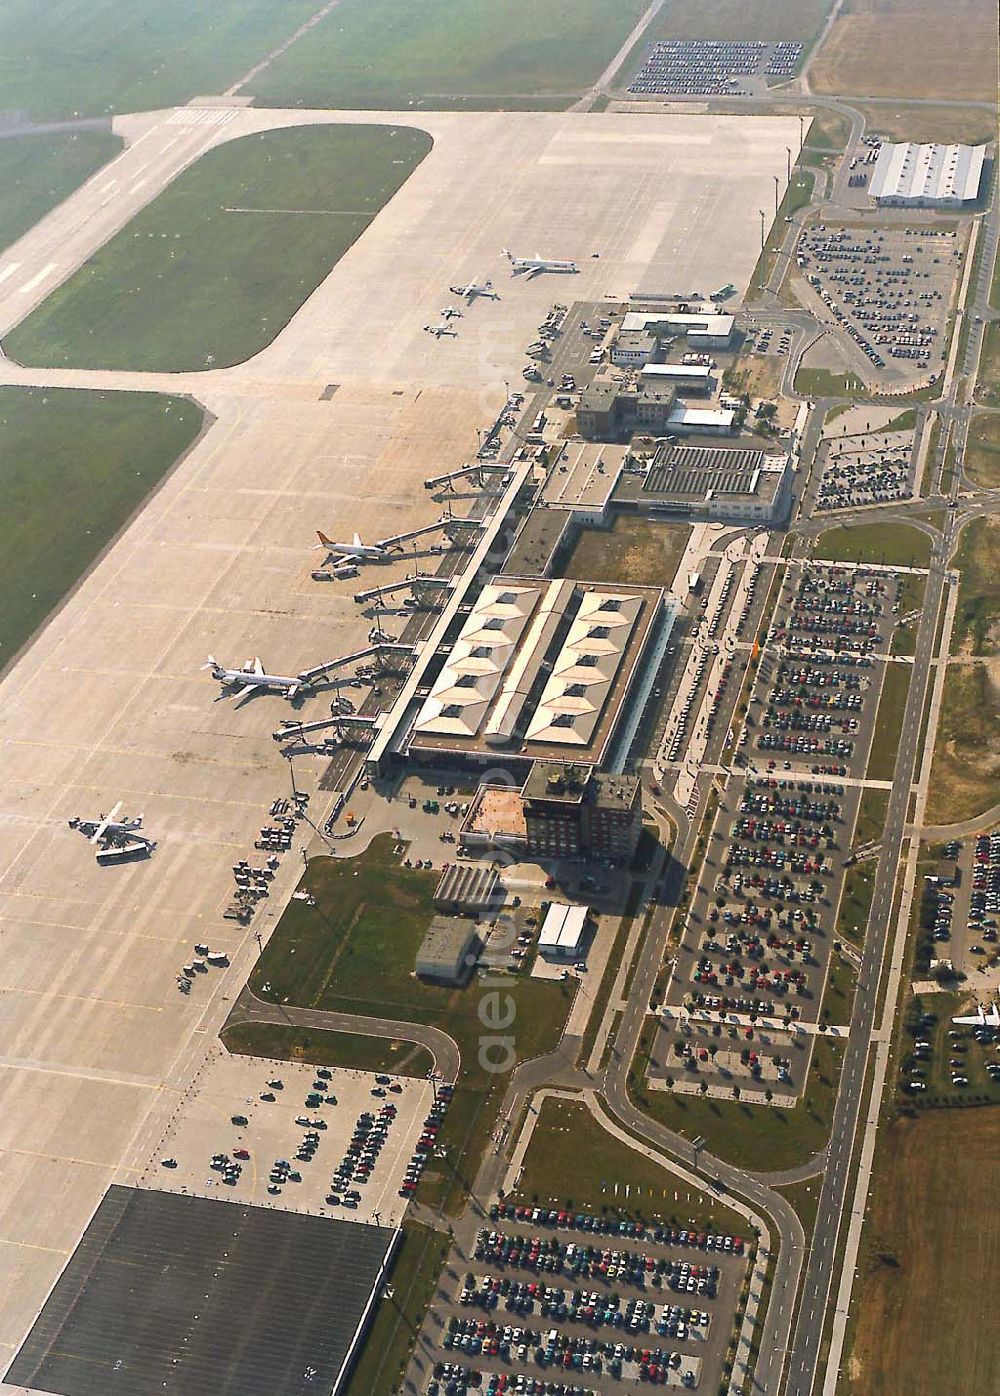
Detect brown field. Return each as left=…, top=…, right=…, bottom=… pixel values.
left=926, top=663, right=1000, bottom=825
left=977, top=321, right=1000, bottom=407
left=562, top=515, right=691, bottom=588
left=844, top=1109, right=1000, bottom=1396
left=963, top=414, right=1000, bottom=488
left=854, top=102, right=999, bottom=146
left=810, top=0, right=998, bottom=102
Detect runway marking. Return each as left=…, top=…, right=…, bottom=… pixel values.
left=0, top=262, right=21, bottom=286
left=0, top=987, right=165, bottom=1012
left=166, top=108, right=238, bottom=128
left=0, top=1056, right=163, bottom=1089
left=17, top=262, right=58, bottom=295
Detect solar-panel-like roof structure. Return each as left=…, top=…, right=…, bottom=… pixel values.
left=6, top=1186, right=397, bottom=1396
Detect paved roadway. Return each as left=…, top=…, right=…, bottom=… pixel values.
left=226, top=986, right=462, bottom=1083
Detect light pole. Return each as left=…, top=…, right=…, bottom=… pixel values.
left=773, top=174, right=780, bottom=217
left=798, top=113, right=805, bottom=152
left=759, top=209, right=766, bottom=252
left=786, top=146, right=792, bottom=183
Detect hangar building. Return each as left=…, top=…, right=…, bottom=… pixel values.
left=869, top=142, right=986, bottom=207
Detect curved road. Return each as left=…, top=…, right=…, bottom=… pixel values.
left=226, top=986, right=461, bottom=1082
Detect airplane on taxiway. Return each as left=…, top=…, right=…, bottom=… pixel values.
left=502, top=248, right=579, bottom=277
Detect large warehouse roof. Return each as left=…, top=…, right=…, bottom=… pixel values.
left=870, top=142, right=986, bottom=205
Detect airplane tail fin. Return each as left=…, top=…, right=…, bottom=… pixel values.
left=201, top=655, right=219, bottom=672
left=501, top=247, right=511, bottom=261
left=316, top=530, right=335, bottom=547
left=352, top=531, right=363, bottom=548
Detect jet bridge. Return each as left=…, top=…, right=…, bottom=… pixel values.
left=298, top=643, right=414, bottom=683
left=353, top=573, right=453, bottom=605
left=424, top=462, right=511, bottom=491
left=378, top=514, right=481, bottom=553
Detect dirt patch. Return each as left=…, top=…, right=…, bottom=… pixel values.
left=926, top=662, right=1000, bottom=824
left=845, top=1108, right=1000, bottom=1396
left=964, top=416, right=1000, bottom=488
left=562, top=515, right=691, bottom=588
left=810, top=0, right=998, bottom=102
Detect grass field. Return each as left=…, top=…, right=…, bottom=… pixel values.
left=952, top=516, right=1000, bottom=656
left=0, top=386, right=202, bottom=670
left=812, top=522, right=932, bottom=568
left=793, top=366, right=865, bottom=397
left=926, top=664, right=1000, bottom=825
left=977, top=321, right=1000, bottom=406
left=963, top=415, right=1000, bottom=488
left=0, top=0, right=323, bottom=121
left=855, top=103, right=998, bottom=147
left=246, top=0, right=650, bottom=110
left=867, top=663, right=911, bottom=782
left=752, top=168, right=816, bottom=293
left=649, top=0, right=833, bottom=49
left=837, top=863, right=877, bottom=947
left=804, top=110, right=853, bottom=152
left=854, top=788, right=889, bottom=846
left=843, top=1108, right=1000, bottom=1396
left=562, top=517, right=692, bottom=589
left=633, top=1038, right=845, bottom=1173
left=344, top=1220, right=449, bottom=1396
left=512, top=1097, right=748, bottom=1235
left=221, top=1021, right=435, bottom=1078
left=250, top=837, right=574, bottom=1214
left=0, top=130, right=122, bottom=254
left=5, top=125, right=431, bottom=373
left=810, top=0, right=998, bottom=103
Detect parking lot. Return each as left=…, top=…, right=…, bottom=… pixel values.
left=795, top=223, right=962, bottom=383
left=144, top=1047, right=435, bottom=1226
left=628, top=39, right=803, bottom=97
left=813, top=413, right=917, bottom=511
left=422, top=1209, right=749, bottom=1394
left=652, top=560, right=909, bottom=1100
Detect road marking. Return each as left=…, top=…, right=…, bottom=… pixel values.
left=18, top=262, right=58, bottom=294
left=0, top=262, right=22, bottom=286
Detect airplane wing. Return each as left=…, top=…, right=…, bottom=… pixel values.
left=286, top=683, right=301, bottom=700
left=252, top=657, right=265, bottom=676
left=233, top=683, right=259, bottom=706
left=89, top=800, right=122, bottom=845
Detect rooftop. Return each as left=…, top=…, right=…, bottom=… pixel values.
left=870, top=142, right=986, bottom=203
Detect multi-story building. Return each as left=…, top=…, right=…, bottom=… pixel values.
left=520, top=762, right=642, bottom=864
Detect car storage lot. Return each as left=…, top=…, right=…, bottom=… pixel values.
left=143, top=1047, right=433, bottom=1226
left=422, top=1211, right=749, bottom=1393
left=813, top=423, right=916, bottom=512
left=628, top=39, right=803, bottom=97
left=794, top=222, right=962, bottom=385
left=652, top=561, right=900, bottom=1100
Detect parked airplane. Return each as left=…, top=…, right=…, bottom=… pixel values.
left=952, top=1001, right=1000, bottom=1028
left=440, top=305, right=463, bottom=319
left=424, top=321, right=458, bottom=338
left=69, top=802, right=157, bottom=858
left=203, top=656, right=313, bottom=704
left=315, top=531, right=390, bottom=563
left=502, top=248, right=579, bottom=277
left=448, top=276, right=498, bottom=303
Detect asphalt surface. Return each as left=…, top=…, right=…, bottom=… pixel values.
left=228, top=986, right=462, bottom=1083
